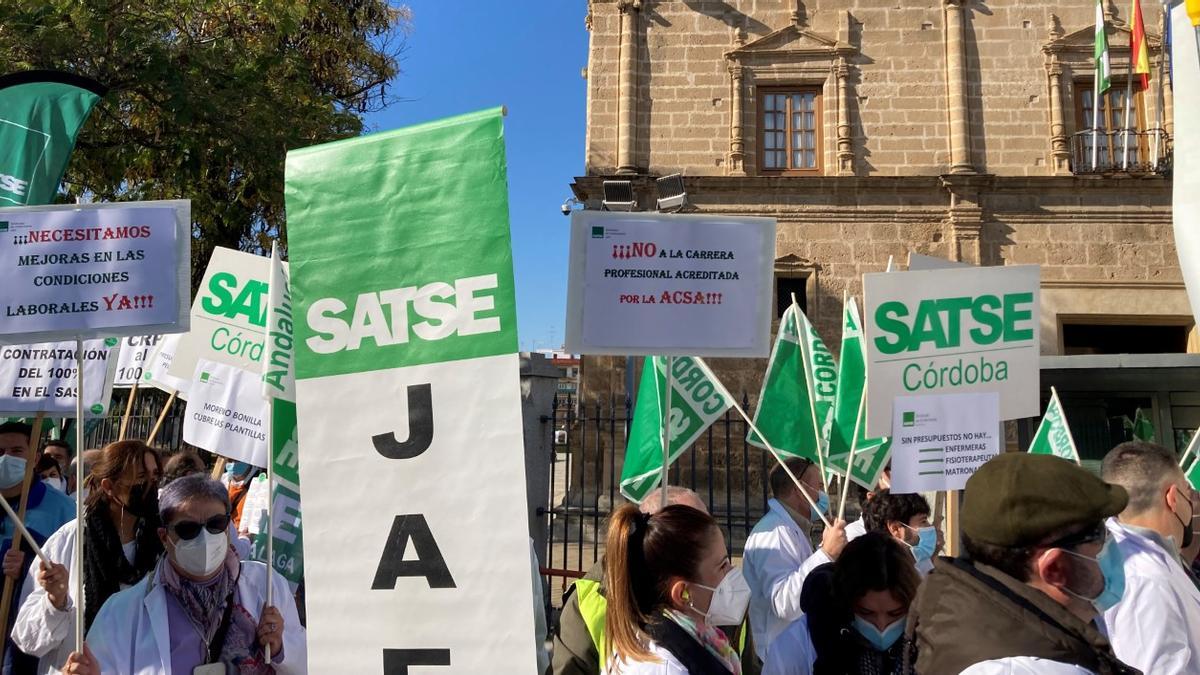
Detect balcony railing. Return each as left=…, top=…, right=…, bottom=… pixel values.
left=1070, top=128, right=1171, bottom=175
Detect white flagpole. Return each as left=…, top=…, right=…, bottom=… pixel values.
left=661, top=356, right=673, bottom=507
left=0, top=498, right=50, bottom=566
left=73, top=338, right=84, bottom=653
left=1181, top=427, right=1200, bottom=468
left=838, top=394, right=865, bottom=521
left=1122, top=44, right=1136, bottom=170
left=792, top=294, right=829, bottom=493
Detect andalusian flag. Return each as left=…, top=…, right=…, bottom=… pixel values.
left=1028, top=388, right=1081, bottom=464
left=748, top=305, right=820, bottom=462
left=1096, top=0, right=1112, bottom=93
left=0, top=71, right=105, bottom=206
left=1180, top=429, right=1200, bottom=469
left=826, top=298, right=891, bottom=488
left=622, top=356, right=733, bottom=502
left=1128, top=408, right=1156, bottom=442
left=1130, top=0, right=1151, bottom=90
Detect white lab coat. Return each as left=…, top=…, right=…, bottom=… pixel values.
left=12, top=518, right=105, bottom=675
left=762, top=616, right=815, bottom=675
left=606, top=643, right=688, bottom=675
left=86, top=559, right=306, bottom=674
left=743, top=499, right=831, bottom=661
left=1103, top=518, right=1200, bottom=674
left=960, top=657, right=1095, bottom=674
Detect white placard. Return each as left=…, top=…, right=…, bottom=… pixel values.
left=0, top=339, right=118, bottom=417
left=170, top=246, right=275, bottom=379
left=0, top=201, right=190, bottom=343
left=141, top=332, right=189, bottom=399
left=182, top=359, right=268, bottom=467
left=113, top=335, right=162, bottom=387
left=891, top=391, right=1001, bottom=493
left=564, top=211, right=775, bottom=357
left=1172, top=4, right=1200, bottom=325
left=864, top=264, right=1040, bottom=437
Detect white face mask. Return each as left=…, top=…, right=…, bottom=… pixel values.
left=171, top=528, right=229, bottom=577
left=0, top=456, right=26, bottom=489
left=691, top=567, right=752, bottom=626
left=41, top=477, right=65, bottom=493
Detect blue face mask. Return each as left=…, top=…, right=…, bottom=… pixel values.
left=852, top=615, right=906, bottom=652
left=811, top=491, right=830, bottom=522
left=904, top=524, right=938, bottom=563
left=0, top=456, right=26, bottom=490
left=1062, top=537, right=1126, bottom=612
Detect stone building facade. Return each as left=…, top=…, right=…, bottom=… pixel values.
left=570, top=0, right=1196, bottom=452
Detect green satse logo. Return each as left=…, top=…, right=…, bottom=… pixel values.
left=201, top=272, right=269, bottom=327
left=903, top=411, right=916, bottom=427
left=200, top=371, right=211, bottom=383
left=89, top=404, right=103, bottom=415
left=873, top=292, right=1034, bottom=355
left=591, top=226, right=604, bottom=238
left=0, top=222, right=8, bottom=233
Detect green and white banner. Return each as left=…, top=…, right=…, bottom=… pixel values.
left=0, top=71, right=105, bottom=207
left=251, top=400, right=303, bottom=588
left=622, top=356, right=733, bottom=502
left=747, top=304, right=819, bottom=462
left=1028, top=387, right=1080, bottom=464
left=827, top=298, right=891, bottom=488
left=286, top=108, right=536, bottom=673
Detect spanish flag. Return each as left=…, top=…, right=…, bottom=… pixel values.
left=1130, top=0, right=1151, bottom=90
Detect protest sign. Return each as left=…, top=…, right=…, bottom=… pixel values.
left=112, top=335, right=161, bottom=387
left=286, top=108, right=537, bottom=672
left=623, top=356, right=733, bottom=502
left=0, top=201, right=190, bottom=344
left=0, top=71, right=105, bottom=207
left=140, top=332, right=189, bottom=398
left=1172, top=3, right=1200, bottom=325
left=891, top=392, right=1000, bottom=493
left=863, top=265, right=1040, bottom=437
left=170, top=246, right=278, bottom=379
left=181, top=359, right=268, bottom=467
left=0, top=340, right=117, bottom=417
left=565, top=211, right=775, bottom=357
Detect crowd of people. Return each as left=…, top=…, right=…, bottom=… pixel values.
left=554, top=443, right=1200, bottom=675
left=0, top=422, right=303, bottom=674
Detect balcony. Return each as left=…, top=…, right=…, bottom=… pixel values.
left=1070, top=128, right=1171, bottom=176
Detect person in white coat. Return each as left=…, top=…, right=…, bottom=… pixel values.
left=13, top=440, right=165, bottom=675
left=743, top=458, right=846, bottom=661
left=61, top=473, right=305, bottom=674
left=1100, top=441, right=1200, bottom=674
left=604, top=502, right=750, bottom=675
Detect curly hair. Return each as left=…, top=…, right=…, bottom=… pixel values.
left=862, top=489, right=930, bottom=533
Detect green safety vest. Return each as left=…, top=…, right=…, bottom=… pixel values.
left=574, top=578, right=750, bottom=668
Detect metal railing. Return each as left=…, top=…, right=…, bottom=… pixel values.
left=1070, top=128, right=1171, bottom=175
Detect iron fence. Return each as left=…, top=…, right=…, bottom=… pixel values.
left=1070, top=128, right=1171, bottom=175
left=83, top=387, right=188, bottom=452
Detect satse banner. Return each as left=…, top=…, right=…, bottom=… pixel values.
left=0, top=339, right=118, bottom=416
left=863, top=265, right=1040, bottom=437
left=0, top=201, right=190, bottom=344
left=286, top=108, right=538, bottom=672
left=565, top=211, right=775, bottom=357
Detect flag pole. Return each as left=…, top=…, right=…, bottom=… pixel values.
left=661, top=356, right=673, bottom=508
left=264, top=401, right=275, bottom=664
left=792, top=293, right=829, bottom=494
left=1153, top=1, right=1167, bottom=169
left=146, top=390, right=178, bottom=446
left=837, top=395, right=865, bottom=521
left=117, top=382, right=139, bottom=441
left=1093, top=1, right=1105, bottom=171
left=73, top=338, right=84, bottom=654
left=1181, top=427, right=1200, bottom=468
left=1122, top=28, right=1136, bottom=170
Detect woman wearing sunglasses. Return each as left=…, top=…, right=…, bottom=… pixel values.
left=13, top=439, right=164, bottom=674
left=63, top=473, right=306, bottom=674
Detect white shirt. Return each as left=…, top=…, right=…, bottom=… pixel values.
left=743, top=499, right=832, bottom=661
left=1103, top=517, right=1200, bottom=674
left=13, top=519, right=98, bottom=675
left=607, top=642, right=688, bottom=675
left=762, top=616, right=816, bottom=675
left=961, top=657, right=1096, bottom=674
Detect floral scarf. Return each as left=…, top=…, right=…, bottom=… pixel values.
left=662, top=609, right=741, bottom=675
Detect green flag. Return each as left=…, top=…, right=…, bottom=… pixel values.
left=1126, top=408, right=1156, bottom=442
left=1095, top=0, right=1112, bottom=94
left=826, top=297, right=891, bottom=488
left=747, top=304, right=820, bottom=461
left=1028, top=387, right=1081, bottom=464
left=0, top=71, right=105, bottom=207
left=1186, top=454, right=1200, bottom=492
left=251, top=399, right=303, bottom=586
left=621, top=356, right=733, bottom=503
left=798, top=306, right=838, bottom=458
left=1180, top=429, right=1200, bottom=469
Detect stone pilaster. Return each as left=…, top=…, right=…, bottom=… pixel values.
left=617, top=0, right=640, bottom=175
left=1047, top=60, right=1071, bottom=175
left=944, top=0, right=974, bottom=174
left=835, top=57, right=854, bottom=176
left=728, top=63, right=746, bottom=176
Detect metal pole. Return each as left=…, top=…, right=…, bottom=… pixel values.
left=1122, top=30, right=1136, bottom=170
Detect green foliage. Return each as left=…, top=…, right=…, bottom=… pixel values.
left=0, top=0, right=410, bottom=283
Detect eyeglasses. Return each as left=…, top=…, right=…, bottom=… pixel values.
left=170, top=514, right=231, bottom=541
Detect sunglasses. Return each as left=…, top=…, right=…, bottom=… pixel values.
left=170, top=514, right=231, bottom=541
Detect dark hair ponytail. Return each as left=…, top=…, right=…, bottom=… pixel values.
left=604, top=503, right=718, bottom=663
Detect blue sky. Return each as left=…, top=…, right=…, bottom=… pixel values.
left=364, top=2, right=588, bottom=352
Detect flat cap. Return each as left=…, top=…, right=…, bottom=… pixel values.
left=962, top=452, right=1128, bottom=548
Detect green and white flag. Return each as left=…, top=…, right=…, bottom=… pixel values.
left=1127, top=408, right=1156, bottom=442
left=827, top=298, right=891, bottom=488
left=1186, top=453, right=1200, bottom=492
left=261, top=241, right=295, bottom=402
left=1095, top=0, right=1112, bottom=94
left=798, top=306, right=838, bottom=457
left=1180, top=429, right=1200, bottom=469
left=1028, top=387, right=1081, bottom=464
left=622, top=356, right=733, bottom=502
left=287, top=108, right=537, bottom=672
left=0, top=71, right=105, bottom=207
left=747, top=304, right=820, bottom=462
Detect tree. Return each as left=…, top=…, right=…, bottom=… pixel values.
left=0, top=0, right=410, bottom=282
